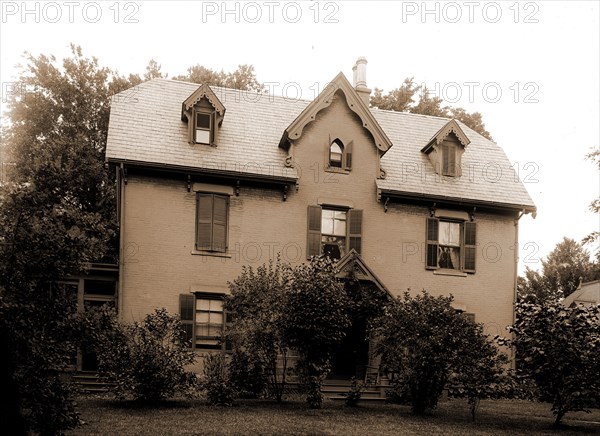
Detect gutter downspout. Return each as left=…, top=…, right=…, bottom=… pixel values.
left=117, top=163, right=126, bottom=322
left=512, top=209, right=536, bottom=368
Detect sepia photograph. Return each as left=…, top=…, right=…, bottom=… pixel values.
left=1, top=1, right=599, bottom=434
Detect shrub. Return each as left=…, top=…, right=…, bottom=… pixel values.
left=202, top=353, right=234, bottom=406
left=344, top=377, right=366, bottom=407
left=505, top=294, right=600, bottom=426
left=228, top=348, right=267, bottom=399
left=375, top=291, right=508, bottom=416
left=90, top=307, right=198, bottom=403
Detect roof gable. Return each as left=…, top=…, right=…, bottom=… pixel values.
left=181, top=83, right=226, bottom=122
left=336, top=249, right=393, bottom=297
left=421, top=118, right=470, bottom=154
left=279, top=73, right=393, bottom=155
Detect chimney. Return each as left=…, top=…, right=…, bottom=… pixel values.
left=353, top=57, right=371, bottom=106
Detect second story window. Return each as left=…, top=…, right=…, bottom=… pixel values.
left=426, top=217, right=476, bottom=273
left=307, top=205, right=362, bottom=259
left=196, top=193, right=229, bottom=253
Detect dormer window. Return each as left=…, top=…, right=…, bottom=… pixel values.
left=421, top=119, right=470, bottom=178
left=182, top=84, right=225, bottom=147
left=195, top=111, right=214, bottom=145
left=329, top=140, right=343, bottom=168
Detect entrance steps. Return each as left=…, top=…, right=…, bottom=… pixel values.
left=70, top=371, right=113, bottom=394
left=321, top=379, right=388, bottom=403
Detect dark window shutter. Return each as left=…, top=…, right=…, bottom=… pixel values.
left=196, top=194, right=213, bottom=250
left=426, top=217, right=439, bottom=269
left=348, top=209, right=362, bottom=254
left=212, top=195, right=228, bottom=252
left=463, top=221, right=477, bottom=273
left=442, top=142, right=457, bottom=176
left=179, top=294, right=195, bottom=348
left=345, top=140, right=353, bottom=170
left=307, top=205, right=322, bottom=258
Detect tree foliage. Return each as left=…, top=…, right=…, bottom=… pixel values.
left=504, top=294, right=600, bottom=426
left=583, top=148, right=600, bottom=250
left=0, top=45, right=143, bottom=432
left=518, top=237, right=600, bottom=300
left=285, top=257, right=351, bottom=408
left=173, top=63, right=265, bottom=92
left=370, top=79, right=493, bottom=140
left=226, top=257, right=292, bottom=402
left=375, top=291, right=508, bottom=416
left=87, top=307, right=198, bottom=403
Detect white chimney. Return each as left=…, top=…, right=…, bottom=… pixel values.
left=353, top=57, right=371, bottom=105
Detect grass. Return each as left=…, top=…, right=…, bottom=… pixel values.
left=68, top=396, right=600, bottom=435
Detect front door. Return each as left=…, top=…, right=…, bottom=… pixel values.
left=329, top=318, right=369, bottom=380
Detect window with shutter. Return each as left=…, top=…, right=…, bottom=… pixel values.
left=180, top=293, right=229, bottom=351
left=307, top=206, right=363, bottom=260
left=327, top=138, right=353, bottom=171
left=426, top=217, right=476, bottom=273
left=442, top=142, right=458, bottom=176
left=196, top=193, right=229, bottom=252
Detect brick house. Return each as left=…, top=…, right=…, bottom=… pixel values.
left=105, top=58, right=535, bottom=377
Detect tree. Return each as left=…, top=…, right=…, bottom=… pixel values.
left=226, top=258, right=292, bottom=402
left=173, top=64, right=265, bottom=92
left=371, top=82, right=494, bottom=140
left=518, top=237, right=600, bottom=300
left=505, top=294, right=600, bottom=426
left=583, top=148, right=599, bottom=251
left=0, top=45, right=140, bottom=433
left=375, top=291, right=508, bottom=415
left=285, top=256, right=351, bottom=409
left=143, top=58, right=167, bottom=81
left=370, top=77, right=420, bottom=112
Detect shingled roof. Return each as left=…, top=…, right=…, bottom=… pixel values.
left=106, top=78, right=535, bottom=212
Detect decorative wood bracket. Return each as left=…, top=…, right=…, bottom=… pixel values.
left=295, top=182, right=299, bottom=193
left=187, top=175, right=191, bottom=192
left=384, top=197, right=389, bottom=213
left=123, top=167, right=128, bottom=185
left=469, top=207, right=476, bottom=222
left=282, top=185, right=288, bottom=201
left=429, top=203, right=437, bottom=217
left=235, top=180, right=240, bottom=196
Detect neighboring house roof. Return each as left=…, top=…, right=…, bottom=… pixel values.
left=106, top=77, right=536, bottom=212
left=562, top=280, right=600, bottom=308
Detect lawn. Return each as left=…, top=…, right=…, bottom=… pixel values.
left=68, top=396, right=600, bottom=435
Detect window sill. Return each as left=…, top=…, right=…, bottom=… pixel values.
left=325, top=167, right=350, bottom=175
left=191, top=250, right=231, bottom=258
left=433, top=269, right=467, bottom=277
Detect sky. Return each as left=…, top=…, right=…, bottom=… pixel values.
left=1, top=0, right=599, bottom=274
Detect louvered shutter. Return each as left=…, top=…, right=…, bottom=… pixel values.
left=348, top=209, right=363, bottom=254
left=307, top=205, right=322, bottom=258
left=426, top=217, right=439, bottom=269
left=196, top=194, right=213, bottom=250
left=179, top=294, right=195, bottom=348
left=345, top=140, right=353, bottom=171
left=212, top=195, right=228, bottom=252
left=463, top=221, right=477, bottom=273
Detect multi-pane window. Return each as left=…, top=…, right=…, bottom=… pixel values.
left=196, top=193, right=228, bottom=252
left=426, top=217, right=476, bottom=273
left=195, top=111, right=214, bottom=144
left=180, top=294, right=230, bottom=351
left=321, top=209, right=347, bottom=259
left=307, top=206, right=362, bottom=259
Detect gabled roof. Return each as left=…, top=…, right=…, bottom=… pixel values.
left=106, top=78, right=536, bottom=212
left=181, top=83, right=226, bottom=121
left=279, top=73, right=393, bottom=155
left=421, top=118, right=470, bottom=154
left=562, top=280, right=600, bottom=307
left=336, top=249, right=393, bottom=297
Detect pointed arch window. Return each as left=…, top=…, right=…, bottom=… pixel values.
left=329, top=140, right=343, bottom=168
left=328, top=138, right=352, bottom=171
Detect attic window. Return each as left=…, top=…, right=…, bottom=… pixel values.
left=195, top=111, right=214, bottom=145
left=442, top=142, right=458, bottom=176
left=329, top=140, right=343, bottom=168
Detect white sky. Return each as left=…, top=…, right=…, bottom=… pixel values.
left=1, top=0, right=599, bottom=273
